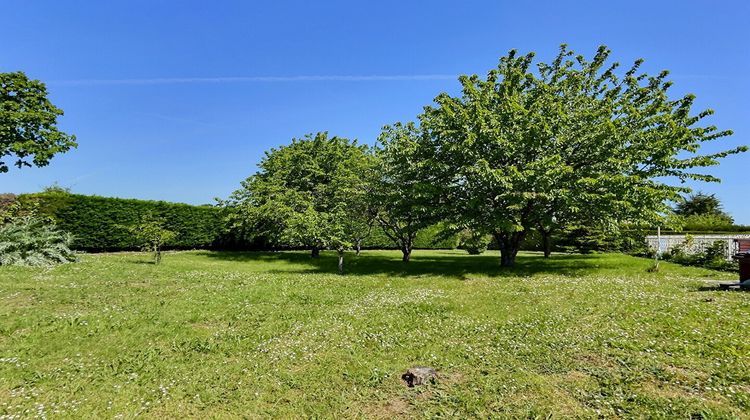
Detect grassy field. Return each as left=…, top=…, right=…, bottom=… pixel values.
left=1, top=250, right=748, bottom=418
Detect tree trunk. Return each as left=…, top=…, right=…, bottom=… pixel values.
left=355, top=240, right=361, bottom=256
left=541, top=230, right=552, bottom=258
left=495, top=231, right=526, bottom=267
left=337, top=250, right=344, bottom=274
left=400, top=235, right=413, bottom=262
left=401, top=247, right=411, bottom=262
left=311, top=246, right=320, bottom=258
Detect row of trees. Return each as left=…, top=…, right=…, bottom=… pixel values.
left=2, top=46, right=745, bottom=270
left=224, top=45, right=745, bottom=271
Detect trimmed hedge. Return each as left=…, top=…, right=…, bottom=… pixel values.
left=10, top=192, right=460, bottom=252
left=17, top=192, right=226, bottom=252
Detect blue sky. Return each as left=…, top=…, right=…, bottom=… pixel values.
left=2, top=0, right=748, bottom=222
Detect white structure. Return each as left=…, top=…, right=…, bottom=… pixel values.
left=645, top=234, right=750, bottom=260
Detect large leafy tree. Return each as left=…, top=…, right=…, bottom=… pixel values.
left=373, top=122, right=441, bottom=262
left=1, top=72, right=77, bottom=173
left=226, top=132, right=375, bottom=272
left=420, top=45, right=745, bottom=266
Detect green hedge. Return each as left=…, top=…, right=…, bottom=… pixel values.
left=17, top=192, right=226, bottom=251
left=12, top=192, right=460, bottom=252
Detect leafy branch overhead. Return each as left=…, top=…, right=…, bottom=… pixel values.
left=0, top=72, right=77, bottom=173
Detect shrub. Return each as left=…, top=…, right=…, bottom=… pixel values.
left=662, top=239, right=737, bottom=272
left=681, top=214, right=735, bottom=231
left=457, top=229, right=492, bottom=255
left=0, top=216, right=76, bottom=266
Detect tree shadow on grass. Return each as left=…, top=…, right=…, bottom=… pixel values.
left=695, top=285, right=749, bottom=293
left=196, top=250, right=628, bottom=279
left=129, top=260, right=157, bottom=265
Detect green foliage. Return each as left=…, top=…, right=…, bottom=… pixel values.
left=555, top=224, right=650, bottom=255
left=227, top=133, right=375, bottom=262
left=124, top=213, right=177, bottom=264
left=418, top=45, right=745, bottom=266
left=0, top=215, right=75, bottom=266
left=681, top=213, right=735, bottom=231
left=557, top=225, right=621, bottom=254
left=0, top=193, right=17, bottom=211
left=457, top=229, right=492, bottom=254
left=17, top=192, right=225, bottom=251
left=41, top=182, right=72, bottom=194
left=0, top=71, right=77, bottom=173
left=355, top=223, right=458, bottom=250
left=669, top=192, right=735, bottom=232
left=662, top=238, right=737, bottom=272
left=675, top=192, right=733, bottom=221
left=0, top=193, right=20, bottom=224
left=373, top=122, right=441, bottom=261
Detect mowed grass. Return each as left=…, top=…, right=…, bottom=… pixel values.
left=0, top=250, right=748, bottom=418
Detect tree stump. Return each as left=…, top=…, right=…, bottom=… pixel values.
left=401, top=367, right=437, bottom=387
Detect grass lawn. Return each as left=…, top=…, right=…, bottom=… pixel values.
left=1, top=250, right=748, bottom=418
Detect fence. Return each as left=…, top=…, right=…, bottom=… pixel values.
left=645, top=234, right=750, bottom=260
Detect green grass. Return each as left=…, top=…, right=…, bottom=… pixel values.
left=1, top=250, right=748, bottom=418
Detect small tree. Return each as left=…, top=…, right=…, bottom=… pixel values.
left=1, top=72, right=77, bottom=173
left=127, top=214, right=176, bottom=264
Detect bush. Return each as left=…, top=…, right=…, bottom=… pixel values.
left=681, top=214, right=735, bottom=231
left=0, top=216, right=76, bottom=266
left=551, top=226, right=649, bottom=255
left=457, top=229, right=492, bottom=255
left=16, top=192, right=227, bottom=252
left=662, top=238, right=737, bottom=272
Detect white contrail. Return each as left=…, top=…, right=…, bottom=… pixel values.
left=50, top=74, right=457, bottom=86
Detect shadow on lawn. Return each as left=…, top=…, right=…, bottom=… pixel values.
left=196, top=250, right=624, bottom=279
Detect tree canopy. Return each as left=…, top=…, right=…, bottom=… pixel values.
left=418, top=45, right=745, bottom=266
left=223, top=45, right=744, bottom=270
left=372, top=122, right=441, bottom=262
left=1, top=71, right=77, bottom=173
left=673, top=191, right=734, bottom=230
left=226, top=132, right=375, bottom=271
left=675, top=192, right=732, bottom=219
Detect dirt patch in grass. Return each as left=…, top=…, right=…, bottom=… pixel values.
left=358, top=395, right=412, bottom=418
left=641, top=381, right=698, bottom=400
left=663, top=365, right=710, bottom=383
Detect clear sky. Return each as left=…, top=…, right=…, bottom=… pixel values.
left=1, top=0, right=748, bottom=222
